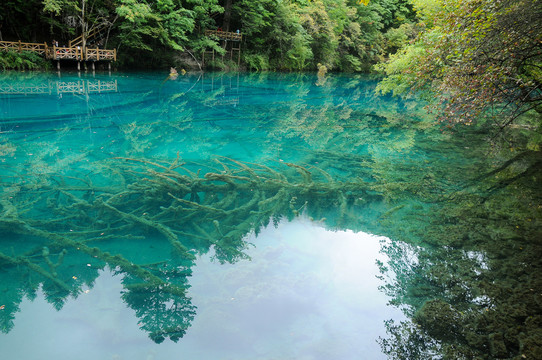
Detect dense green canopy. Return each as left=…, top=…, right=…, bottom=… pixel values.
left=0, top=0, right=416, bottom=70
left=376, top=0, right=542, bottom=133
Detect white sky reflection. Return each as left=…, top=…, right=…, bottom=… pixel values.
left=0, top=218, right=404, bottom=360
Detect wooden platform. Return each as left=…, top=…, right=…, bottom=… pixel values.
left=202, top=30, right=243, bottom=67
left=0, top=40, right=116, bottom=62
left=0, top=40, right=48, bottom=55
left=204, top=30, right=242, bottom=41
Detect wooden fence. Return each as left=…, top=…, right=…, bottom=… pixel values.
left=0, top=40, right=48, bottom=55
left=85, top=48, right=116, bottom=61
left=46, top=46, right=83, bottom=60
left=204, top=30, right=242, bottom=41
left=0, top=40, right=116, bottom=62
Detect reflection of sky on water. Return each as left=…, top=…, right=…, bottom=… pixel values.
left=0, top=218, right=403, bottom=359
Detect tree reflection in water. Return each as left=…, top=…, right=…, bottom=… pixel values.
left=0, top=72, right=540, bottom=357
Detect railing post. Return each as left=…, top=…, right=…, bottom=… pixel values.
left=97, top=48, right=100, bottom=61
left=238, top=41, right=241, bottom=66
left=18, top=40, right=22, bottom=53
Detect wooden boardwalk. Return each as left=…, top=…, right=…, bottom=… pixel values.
left=202, top=30, right=242, bottom=67
left=0, top=40, right=48, bottom=55
left=0, top=40, right=116, bottom=64
left=2, top=31, right=240, bottom=69
left=204, top=30, right=242, bottom=42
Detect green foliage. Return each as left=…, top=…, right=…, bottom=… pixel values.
left=375, top=129, right=542, bottom=359
left=242, top=52, right=270, bottom=71
left=375, top=28, right=441, bottom=98
left=0, top=51, right=51, bottom=70
left=230, top=0, right=415, bottom=71
left=113, top=0, right=224, bottom=67
left=379, top=319, right=440, bottom=360
left=42, top=0, right=117, bottom=43
left=116, top=0, right=194, bottom=51
left=383, top=22, right=414, bottom=54
left=0, top=0, right=48, bottom=40
left=42, top=0, right=79, bottom=15
left=231, top=0, right=312, bottom=70
left=0, top=0, right=419, bottom=71
left=299, top=0, right=339, bottom=68
left=376, top=0, right=542, bottom=130
left=271, top=1, right=313, bottom=70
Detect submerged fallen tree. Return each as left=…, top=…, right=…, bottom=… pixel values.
left=0, top=155, right=378, bottom=341
left=1, top=155, right=377, bottom=261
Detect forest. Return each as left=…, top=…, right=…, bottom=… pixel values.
left=1, top=1, right=542, bottom=359
left=0, top=0, right=423, bottom=71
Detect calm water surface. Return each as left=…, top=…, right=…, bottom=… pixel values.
left=0, top=71, right=540, bottom=359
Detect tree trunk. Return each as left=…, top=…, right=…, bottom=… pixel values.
left=81, top=0, right=87, bottom=50
left=82, top=0, right=86, bottom=48
left=222, top=0, right=233, bottom=32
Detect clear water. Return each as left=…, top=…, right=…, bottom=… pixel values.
left=0, top=71, right=540, bottom=359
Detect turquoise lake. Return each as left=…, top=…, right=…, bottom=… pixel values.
left=0, top=71, right=540, bottom=359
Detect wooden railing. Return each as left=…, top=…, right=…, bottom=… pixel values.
left=46, top=46, right=83, bottom=60
left=202, top=30, right=242, bottom=67
left=0, top=40, right=48, bottom=55
left=205, top=30, right=242, bottom=41
left=85, top=48, right=116, bottom=61
left=69, top=26, right=104, bottom=48
left=1, top=40, right=116, bottom=62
